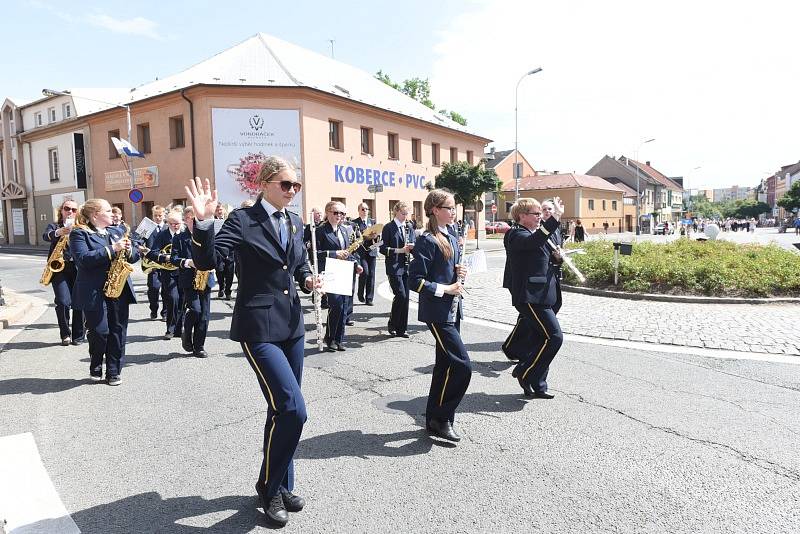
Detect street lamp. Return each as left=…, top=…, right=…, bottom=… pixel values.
left=634, top=137, right=655, bottom=235
left=514, top=67, right=543, bottom=201
left=42, top=89, right=138, bottom=226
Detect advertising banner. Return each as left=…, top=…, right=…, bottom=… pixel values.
left=104, top=166, right=159, bottom=192
left=211, top=108, right=303, bottom=215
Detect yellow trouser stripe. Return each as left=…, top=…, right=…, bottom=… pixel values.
left=243, top=342, right=277, bottom=486
left=503, top=316, right=522, bottom=349
left=416, top=279, right=425, bottom=292
left=430, top=324, right=452, bottom=407
left=521, top=305, right=550, bottom=381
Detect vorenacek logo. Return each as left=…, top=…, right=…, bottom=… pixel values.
left=249, top=115, right=264, bottom=131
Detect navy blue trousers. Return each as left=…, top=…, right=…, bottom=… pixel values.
left=426, top=321, right=472, bottom=424
left=84, top=298, right=130, bottom=378
left=161, top=274, right=184, bottom=335
left=147, top=271, right=163, bottom=317
left=182, top=287, right=210, bottom=350
left=51, top=263, right=84, bottom=340
left=357, top=254, right=376, bottom=302
left=388, top=273, right=409, bottom=334
left=215, top=257, right=235, bottom=295
left=325, top=293, right=351, bottom=344
left=512, top=304, right=563, bottom=393
left=503, top=291, right=561, bottom=360
left=242, top=338, right=306, bottom=499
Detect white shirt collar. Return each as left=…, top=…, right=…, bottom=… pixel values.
left=261, top=198, right=285, bottom=218
left=394, top=218, right=405, bottom=228
left=438, top=225, right=449, bottom=234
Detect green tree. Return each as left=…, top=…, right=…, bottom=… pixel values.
left=733, top=199, right=770, bottom=218
left=375, top=70, right=467, bottom=125
left=777, top=180, right=800, bottom=214
left=434, top=161, right=501, bottom=247
left=689, top=196, right=722, bottom=219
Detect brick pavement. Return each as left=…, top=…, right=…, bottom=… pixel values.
left=438, top=269, right=800, bottom=357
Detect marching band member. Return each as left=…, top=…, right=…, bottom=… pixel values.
left=214, top=204, right=235, bottom=300
left=69, top=199, right=139, bottom=385
left=170, top=206, right=211, bottom=358
left=409, top=189, right=470, bottom=443
left=147, top=211, right=184, bottom=340
left=145, top=205, right=166, bottom=320
left=502, top=197, right=564, bottom=399
left=379, top=201, right=415, bottom=338
left=352, top=202, right=378, bottom=306
left=43, top=199, right=85, bottom=346
left=316, top=201, right=362, bottom=352
left=111, top=206, right=123, bottom=227
left=185, top=156, right=318, bottom=527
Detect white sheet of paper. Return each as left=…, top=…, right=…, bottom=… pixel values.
left=134, top=216, right=158, bottom=238
left=213, top=218, right=225, bottom=234
left=463, top=249, right=488, bottom=273
left=322, top=257, right=355, bottom=296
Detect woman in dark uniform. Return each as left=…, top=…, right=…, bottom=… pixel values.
left=503, top=196, right=565, bottom=398
left=69, top=199, right=138, bottom=386
left=43, top=199, right=85, bottom=346
left=214, top=204, right=235, bottom=300
left=185, top=157, right=319, bottom=527
left=409, top=189, right=470, bottom=443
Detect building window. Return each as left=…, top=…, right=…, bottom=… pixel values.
left=612, top=200, right=618, bottom=211
left=108, top=129, right=120, bottom=159
left=171, top=198, right=186, bottom=209
left=388, top=199, right=399, bottom=215
left=467, top=150, right=474, bottom=165
left=169, top=116, right=185, bottom=149
left=387, top=132, right=399, bottom=160
left=329, top=120, right=343, bottom=150
left=431, top=142, right=440, bottom=166
left=137, top=123, right=151, bottom=154
left=48, top=107, right=56, bottom=123
left=411, top=138, right=421, bottom=163
left=35, top=112, right=43, bottom=127
left=141, top=201, right=154, bottom=220
left=62, top=103, right=71, bottom=119
left=48, top=148, right=60, bottom=182
left=588, top=199, right=595, bottom=210
left=450, top=147, right=458, bottom=163
left=413, top=201, right=422, bottom=224
left=602, top=199, right=607, bottom=210
left=360, top=127, right=373, bottom=155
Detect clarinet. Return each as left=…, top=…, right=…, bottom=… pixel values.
left=308, top=218, right=324, bottom=352
left=449, top=226, right=465, bottom=320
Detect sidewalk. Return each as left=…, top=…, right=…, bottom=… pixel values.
left=457, top=269, right=800, bottom=357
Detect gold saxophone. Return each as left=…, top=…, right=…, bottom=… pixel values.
left=40, top=233, right=69, bottom=286
left=344, top=223, right=384, bottom=255
left=103, top=224, right=134, bottom=299
left=141, top=244, right=178, bottom=275
left=193, top=269, right=211, bottom=291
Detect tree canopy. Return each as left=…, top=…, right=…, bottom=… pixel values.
left=777, top=180, right=800, bottom=214
left=375, top=70, right=468, bottom=126
left=433, top=161, right=501, bottom=216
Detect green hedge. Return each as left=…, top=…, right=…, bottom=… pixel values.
left=564, top=239, right=800, bottom=297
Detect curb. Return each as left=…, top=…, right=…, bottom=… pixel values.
left=0, top=290, right=46, bottom=332
left=561, top=284, right=800, bottom=305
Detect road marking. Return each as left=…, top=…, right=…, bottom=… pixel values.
left=0, top=433, right=79, bottom=534
left=377, top=281, right=800, bottom=365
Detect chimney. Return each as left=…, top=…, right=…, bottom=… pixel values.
left=646, top=161, right=651, bottom=167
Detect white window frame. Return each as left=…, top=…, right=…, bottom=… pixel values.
left=35, top=112, right=43, bottom=127
left=62, top=102, right=71, bottom=119
left=48, top=147, right=60, bottom=182
left=47, top=107, right=56, bottom=123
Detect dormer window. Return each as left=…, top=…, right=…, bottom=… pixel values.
left=48, top=107, right=56, bottom=122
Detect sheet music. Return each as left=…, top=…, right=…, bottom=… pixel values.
left=134, top=217, right=158, bottom=239
left=321, top=257, right=356, bottom=296
left=213, top=219, right=225, bottom=235
left=463, top=249, right=488, bottom=273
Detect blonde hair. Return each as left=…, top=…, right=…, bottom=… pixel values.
left=423, top=189, right=454, bottom=261
left=152, top=205, right=165, bottom=216
left=392, top=201, right=410, bottom=214
left=76, top=199, right=109, bottom=228
left=183, top=206, right=195, bottom=217
left=325, top=200, right=345, bottom=214
left=511, top=198, right=541, bottom=223
left=240, top=199, right=255, bottom=208
left=257, top=155, right=294, bottom=185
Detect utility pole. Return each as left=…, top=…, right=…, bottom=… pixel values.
left=328, top=39, right=335, bottom=59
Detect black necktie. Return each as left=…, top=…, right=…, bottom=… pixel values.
left=274, top=211, right=288, bottom=250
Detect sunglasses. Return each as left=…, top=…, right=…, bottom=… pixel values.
left=63, top=207, right=78, bottom=213
left=438, top=206, right=457, bottom=212
left=330, top=211, right=346, bottom=216
left=526, top=212, right=543, bottom=216
left=269, top=180, right=302, bottom=193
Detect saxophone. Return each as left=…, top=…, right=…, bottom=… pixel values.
left=40, top=233, right=69, bottom=286
left=193, top=268, right=211, bottom=291
left=141, top=244, right=178, bottom=275
left=103, top=224, right=134, bottom=298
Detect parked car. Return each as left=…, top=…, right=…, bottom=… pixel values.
left=485, top=221, right=511, bottom=234
left=654, top=223, right=667, bottom=235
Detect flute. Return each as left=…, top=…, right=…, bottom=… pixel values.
left=308, top=217, right=324, bottom=352
left=546, top=239, right=586, bottom=284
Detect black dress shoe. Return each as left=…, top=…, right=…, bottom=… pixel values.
left=365, top=300, right=374, bottom=306
left=345, top=320, right=355, bottom=326
left=150, top=312, right=158, bottom=320
left=387, top=324, right=396, bottom=336
left=261, top=492, right=289, bottom=526
left=324, top=343, right=336, bottom=353
left=357, top=296, right=365, bottom=303
left=163, top=332, right=173, bottom=340
left=426, top=419, right=461, bottom=442
left=280, top=489, right=305, bottom=512
left=193, top=349, right=209, bottom=358
left=533, top=391, right=555, bottom=399
left=224, top=293, right=232, bottom=300
left=181, top=332, right=194, bottom=353
left=335, top=343, right=346, bottom=351
left=218, top=291, right=225, bottom=299
left=511, top=366, right=534, bottom=397
left=396, top=332, right=410, bottom=338
left=70, top=337, right=85, bottom=346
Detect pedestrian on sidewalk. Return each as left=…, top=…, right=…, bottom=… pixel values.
left=572, top=219, right=585, bottom=242
left=409, top=189, right=471, bottom=443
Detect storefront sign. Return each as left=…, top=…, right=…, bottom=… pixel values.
left=104, top=166, right=159, bottom=192
left=211, top=108, right=303, bottom=214
left=333, top=164, right=427, bottom=190
left=73, top=133, right=87, bottom=189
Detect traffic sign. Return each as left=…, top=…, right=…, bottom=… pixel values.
left=128, top=188, right=143, bottom=203
left=367, top=184, right=384, bottom=194
left=491, top=204, right=497, bottom=214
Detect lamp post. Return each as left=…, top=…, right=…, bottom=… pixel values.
left=42, top=89, right=137, bottom=226
left=633, top=137, right=655, bottom=235
left=514, top=67, right=542, bottom=201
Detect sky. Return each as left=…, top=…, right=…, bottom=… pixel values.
left=3, top=0, right=798, bottom=190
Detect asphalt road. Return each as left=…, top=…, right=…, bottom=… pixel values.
left=1, top=250, right=799, bottom=533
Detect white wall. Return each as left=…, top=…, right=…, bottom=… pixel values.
left=29, top=132, right=77, bottom=192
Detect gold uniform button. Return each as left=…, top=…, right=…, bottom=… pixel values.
left=283, top=265, right=288, bottom=270
left=283, top=290, right=289, bottom=295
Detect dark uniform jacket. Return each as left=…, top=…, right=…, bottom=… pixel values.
left=170, top=229, right=206, bottom=290
left=379, top=220, right=415, bottom=275
left=314, top=221, right=359, bottom=271
left=146, top=228, right=181, bottom=279
left=409, top=231, right=462, bottom=324
left=191, top=199, right=311, bottom=342
left=503, top=217, right=561, bottom=307
left=69, top=225, right=139, bottom=310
